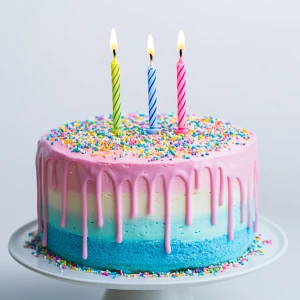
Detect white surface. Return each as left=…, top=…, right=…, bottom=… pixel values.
left=0, top=1, right=298, bottom=299
left=8, top=217, right=287, bottom=292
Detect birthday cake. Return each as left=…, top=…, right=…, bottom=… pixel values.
left=36, top=113, right=259, bottom=273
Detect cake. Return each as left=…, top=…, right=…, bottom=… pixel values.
left=36, top=113, right=259, bottom=273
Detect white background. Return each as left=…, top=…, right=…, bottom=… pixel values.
left=0, top=1, right=299, bottom=299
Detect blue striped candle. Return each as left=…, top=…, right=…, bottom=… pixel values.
left=146, top=35, right=159, bottom=134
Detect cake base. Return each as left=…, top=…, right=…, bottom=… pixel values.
left=8, top=217, right=287, bottom=300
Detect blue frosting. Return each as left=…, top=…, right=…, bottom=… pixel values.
left=42, top=223, right=254, bottom=273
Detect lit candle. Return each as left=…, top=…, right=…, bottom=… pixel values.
left=174, top=30, right=188, bottom=135
left=146, top=34, right=159, bottom=134
left=110, top=28, right=122, bottom=133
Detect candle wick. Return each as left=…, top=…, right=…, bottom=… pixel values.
left=149, top=54, right=153, bottom=62
left=179, top=49, right=182, bottom=57
left=113, top=49, right=116, bottom=57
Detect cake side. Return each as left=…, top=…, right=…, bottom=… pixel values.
left=36, top=114, right=259, bottom=272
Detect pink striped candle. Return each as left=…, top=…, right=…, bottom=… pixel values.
left=174, top=30, right=188, bottom=135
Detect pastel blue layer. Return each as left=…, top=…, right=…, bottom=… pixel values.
left=42, top=223, right=255, bottom=273
left=45, top=201, right=255, bottom=242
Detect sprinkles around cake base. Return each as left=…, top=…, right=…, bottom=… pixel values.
left=24, top=232, right=272, bottom=278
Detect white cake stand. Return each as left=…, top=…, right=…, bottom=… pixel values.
left=8, top=216, right=288, bottom=300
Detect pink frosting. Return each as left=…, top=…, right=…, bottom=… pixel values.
left=48, top=166, right=210, bottom=195
left=36, top=134, right=259, bottom=259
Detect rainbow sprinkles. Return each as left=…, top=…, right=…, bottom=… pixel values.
left=46, top=113, right=253, bottom=161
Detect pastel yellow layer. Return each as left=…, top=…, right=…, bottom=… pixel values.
left=47, top=184, right=249, bottom=219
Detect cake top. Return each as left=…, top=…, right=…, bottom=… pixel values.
left=46, top=113, right=254, bottom=162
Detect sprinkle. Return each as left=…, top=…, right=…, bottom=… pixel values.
left=263, top=239, right=273, bottom=244
left=25, top=232, right=270, bottom=279
left=46, top=113, right=253, bottom=162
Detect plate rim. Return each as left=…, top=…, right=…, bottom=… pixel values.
left=8, top=216, right=288, bottom=290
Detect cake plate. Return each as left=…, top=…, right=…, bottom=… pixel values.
left=8, top=216, right=288, bottom=300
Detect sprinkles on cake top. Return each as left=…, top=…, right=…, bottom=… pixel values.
left=46, top=113, right=253, bottom=161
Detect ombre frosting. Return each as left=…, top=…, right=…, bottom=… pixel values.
left=36, top=113, right=259, bottom=273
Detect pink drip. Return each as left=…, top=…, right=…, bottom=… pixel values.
left=96, top=174, right=103, bottom=228
left=60, top=162, right=68, bottom=228
left=237, top=178, right=245, bottom=223
left=254, top=161, right=259, bottom=232
left=164, top=179, right=171, bottom=254
left=210, top=169, right=217, bottom=226
left=218, top=167, right=225, bottom=206
left=42, top=158, right=49, bottom=247
left=247, top=181, right=252, bottom=228
left=80, top=179, right=88, bottom=260
left=185, top=179, right=193, bottom=226
left=194, top=169, right=200, bottom=190
left=115, top=183, right=123, bottom=243
left=36, top=155, right=42, bottom=232
left=50, top=160, right=57, bottom=189
left=227, top=177, right=234, bottom=240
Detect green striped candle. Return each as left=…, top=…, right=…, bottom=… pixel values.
left=111, top=56, right=121, bottom=132
left=110, top=29, right=122, bottom=133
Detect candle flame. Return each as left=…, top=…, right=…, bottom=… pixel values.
left=110, top=28, right=118, bottom=52
left=147, top=34, right=155, bottom=57
left=177, top=30, right=185, bottom=52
